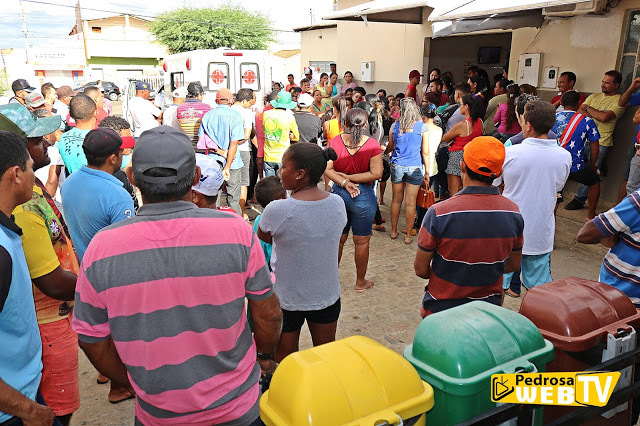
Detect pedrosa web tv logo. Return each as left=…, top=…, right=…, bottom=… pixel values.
left=491, top=372, right=620, bottom=407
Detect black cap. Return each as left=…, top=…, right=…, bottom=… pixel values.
left=187, top=82, right=204, bottom=97
left=12, top=79, right=36, bottom=94
left=132, top=126, right=195, bottom=184
left=83, top=128, right=123, bottom=157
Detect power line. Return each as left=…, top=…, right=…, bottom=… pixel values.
left=20, top=0, right=298, bottom=33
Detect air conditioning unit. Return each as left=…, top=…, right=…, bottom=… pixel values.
left=542, top=0, right=608, bottom=17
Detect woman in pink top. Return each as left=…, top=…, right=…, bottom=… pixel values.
left=325, top=108, right=383, bottom=293
left=340, top=71, right=357, bottom=96
left=493, top=84, right=521, bottom=142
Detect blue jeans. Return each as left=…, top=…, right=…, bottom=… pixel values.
left=574, top=145, right=609, bottom=204
left=263, top=161, right=281, bottom=177
left=331, top=184, right=377, bottom=236
left=390, top=164, right=424, bottom=186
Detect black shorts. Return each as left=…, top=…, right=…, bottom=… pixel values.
left=568, top=166, right=600, bottom=186
left=281, top=299, right=341, bottom=333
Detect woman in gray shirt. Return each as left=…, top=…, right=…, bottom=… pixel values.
left=257, top=143, right=347, bottom=362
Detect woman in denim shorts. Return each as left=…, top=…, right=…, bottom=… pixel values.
left=325, top=108, right=383, bottom=293
left=384, top=98, right=428, bottom=244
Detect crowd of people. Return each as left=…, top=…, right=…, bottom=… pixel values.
left=1, top=58, right=640, bottom=426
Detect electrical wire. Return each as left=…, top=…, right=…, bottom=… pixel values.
left=20, top=0, right=297, bottom=33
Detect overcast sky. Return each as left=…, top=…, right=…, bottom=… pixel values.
left=0, top=0, right=334, bottom=50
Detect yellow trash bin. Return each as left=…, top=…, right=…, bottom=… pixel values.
left=260, top=336, right=434, bottom=426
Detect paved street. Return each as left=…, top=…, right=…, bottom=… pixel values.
left=70, top=199, right=608, bottom=425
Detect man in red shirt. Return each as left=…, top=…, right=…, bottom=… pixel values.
left=551, top=71, right=586, bottom=112
left=406, top=70, right=422, bottom=103
left=285, top=74, right=298, bottom=92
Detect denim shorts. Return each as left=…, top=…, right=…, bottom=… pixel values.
left=263, top=161, right=281, bottom=177
left=331, top=184, right=377, bottom=236
left=390, top=164, right=424, bottom=186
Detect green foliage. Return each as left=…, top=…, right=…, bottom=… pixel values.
left=149, top=4, right=276, bottom=54
left=0, top=68, right=9, bottom=97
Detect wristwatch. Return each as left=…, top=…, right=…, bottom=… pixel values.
left=257, top=352, right=274, bottom=361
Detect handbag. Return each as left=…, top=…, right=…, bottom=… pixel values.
left=416, top=181, right=435, bottom=210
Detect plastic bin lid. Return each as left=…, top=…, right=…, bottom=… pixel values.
left=259, top=336, right=434, bottom=426
left=519, top=277, right=640, bottom=351
left=404, top=301, right=553, bottom=395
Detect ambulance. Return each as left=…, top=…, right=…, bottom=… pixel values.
left=161, top=48, right=285, bottom=108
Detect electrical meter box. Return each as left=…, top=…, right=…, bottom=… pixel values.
left=361, top=61, right=375, bottom=82
left=517, top=53, right=541, bottom=87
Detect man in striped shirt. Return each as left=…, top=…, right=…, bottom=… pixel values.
left=72, top=126, right=282, bottom=425
left=415, top=137, right=524, bottom=316
left=578, top=190, right=640, bottom=301
left=177, top=82, right=210, bottom=149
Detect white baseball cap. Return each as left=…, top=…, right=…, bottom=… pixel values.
left=192, top=154, right=224, bottom=197
left=304, top=67, right=312, bottom=75
left=172, top=86, right=188, bottom=98
left=297, top=93, right=313, bottom=108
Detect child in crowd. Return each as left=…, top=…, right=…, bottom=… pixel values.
left=191, top=153, right=236, bottom=215
left=253, top=176, right=286, bottom=271
left=257, top=143, right=347, bottom=362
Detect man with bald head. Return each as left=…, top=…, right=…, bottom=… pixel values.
left=84, top=86, right=109, bottom=125
left=198, top=89, right=245, bottom=214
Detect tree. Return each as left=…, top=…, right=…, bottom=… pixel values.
left=149, top=5, right=276, bottom=54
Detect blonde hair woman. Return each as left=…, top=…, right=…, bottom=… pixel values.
left=384, top=98, right=430, bottom=244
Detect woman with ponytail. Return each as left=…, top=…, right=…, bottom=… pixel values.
left=325, top=108, right=383, bottom=293
left=442, top=94, right=483, bottom=195
left=493, top=83, right=521, bottom=142
left=468, top=74, right=489, bottom=119
left=257, top=143, right=347, bottom=361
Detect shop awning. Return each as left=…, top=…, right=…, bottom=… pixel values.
left=429, top=0, right=592, bottom=21
left=322, top=0, right=431, bottom=24
left=432, top=10, right=545, bottom=37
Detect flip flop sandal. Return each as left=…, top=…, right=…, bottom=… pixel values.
left=505, top=289, right=521, bottom=298
left=390, top=232, right=399, bottom=239
left=404, top=236, right=413, bottom=245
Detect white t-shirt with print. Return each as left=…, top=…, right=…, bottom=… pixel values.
left=494, top=138, right=571, bottom=255
left=231, top=104, right=254, bottom=152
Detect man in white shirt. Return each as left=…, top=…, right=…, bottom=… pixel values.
left=128, top=81, right=162, bottom=137
left=163, top=87, right=187, bottom=131
left=231, top=88, right=255, bottom=219
left=494, top=100, right=571, bottom=290
left=304, top=67, right=318, bottom=87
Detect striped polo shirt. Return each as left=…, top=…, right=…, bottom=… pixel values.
left=417, top=185, right=524, bottom=313
left=593, top=190, right=640, bottom=299
left=72, top=201, right=274, bottom=425
left=177, top=99, right=211, bottom=149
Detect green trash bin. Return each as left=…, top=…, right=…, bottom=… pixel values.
left=403, top=301, right=554, bottom=426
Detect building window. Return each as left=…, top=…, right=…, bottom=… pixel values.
left=92, top=27, right=102, bottom=33
left=620, top=10, right=640, bottom=91
left=308, top=61, right=333, bottom=75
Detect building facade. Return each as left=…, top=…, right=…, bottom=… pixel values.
left=295, top=0, right=640, bottom=203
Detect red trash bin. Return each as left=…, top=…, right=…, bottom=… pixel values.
left=519, top=277, right=640, bottom=425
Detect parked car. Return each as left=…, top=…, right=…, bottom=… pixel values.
left=74, top=81, right=121, bottom=101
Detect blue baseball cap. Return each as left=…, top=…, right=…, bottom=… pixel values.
left=136, top=81, right=151, bottom=91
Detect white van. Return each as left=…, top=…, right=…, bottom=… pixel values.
left=162, top=48, right=283, bottom=108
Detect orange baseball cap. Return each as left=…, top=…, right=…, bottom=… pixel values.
left=463, top=136, right=505, bottom=178
left=216, top=88, right=233, bottom=101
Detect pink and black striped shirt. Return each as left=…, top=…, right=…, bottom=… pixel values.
left=72, top=201, right=273, bottom=425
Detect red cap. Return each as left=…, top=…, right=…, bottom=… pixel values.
left=463, top=136, right=506, bottom=178
left=216, top=88, right=233, bottom=101
left=409, top=70, right=423, bottom=79
left=120, top=135, right=136, bottom=149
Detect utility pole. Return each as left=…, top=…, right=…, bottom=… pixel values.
left=310, top=8, right=313, bottom=26
left=18, top=0, right=30, bottom=63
